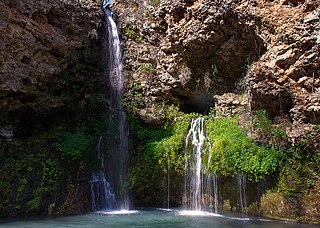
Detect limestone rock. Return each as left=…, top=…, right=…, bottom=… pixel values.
left=0, top=0, right=103, bottom=134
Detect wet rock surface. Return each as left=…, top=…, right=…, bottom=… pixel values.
left=0, top=0, right=103, bottom=135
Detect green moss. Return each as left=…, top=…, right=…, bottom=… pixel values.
left=52, top=127, right=93, bottom=161
left=123, top=82, right=143, bottom=114
left=150, top=0, right=161, bottom=5
left=17, top=178, right=27, bottom=195
left=138, top=63, right=156, bottom=74
left=0, top=113, right=112, bottom=215
left=128, top=109, right=194, bottom=202
left=124, top=27, right=137, bottom=39
left=129, top=106, right=288, bottom=206
left=27, top=197, right=42, bottom=210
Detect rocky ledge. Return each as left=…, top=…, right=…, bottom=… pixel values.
left=113, top=0, right=319, bottom=139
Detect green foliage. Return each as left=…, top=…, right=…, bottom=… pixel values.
left=253, top=109, right=272, bottom=129
left=123, top=82, right=143, bottom=114
left=17, top=178, right=27, bottom=195
left=150, top=0, right=161, bottom=5
left=52, top=127, right=93, bottom=161
left=124, top=27, right=137, bottom=39
left=207, top=117, right=280, bottom=180
left=129, top=110, right=194, bottom=193
left=278, top=126, right=320, bottom=196
left=27, top=197, right=42, bottom=210
left=252, top=109, right=287, bottom=148
left=0, top=137, right=63, bottom=214
left=123, top=27, right=144, bottom=42
left=0, top=115, right=108, bottom=214
left=129, top=106, right=285, bottom=201
left=157, top=104, right=183, bottom=122
left=138, top=63, right=156, bottom=74
left=41, top=159, right=62, bottom=192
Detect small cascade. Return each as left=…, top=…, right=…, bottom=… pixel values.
left=208, top=174, right=219, bottom=214
left=167, top=154, right=170, bottom=209
left=237, top=174, right=247, bottom=213
left=213, top=174, right=218, bottom=213
left=89, top=137, right=116, bottom=211
left=184, top=117, right=218, bottom=212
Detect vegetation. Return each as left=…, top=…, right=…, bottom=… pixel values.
left=138, top=63, right=156, bottom=74
left=206, top=116, right=280, bottom=180
left=128, top=106, right=288, bottom=204
left=123, top=82, right=143, bottom=114
left=124, top=27, right=137, bottom=39
left=124, top=27, right=144, bottom=42
left=0, top=115, right=114, bottom=216
left=52, top=127, right=93, bottom=161
left=127, top=102, right=320, bottom=214
left=150, top=0, right=161, bottom=6
left=278, top=125, right=320, bottom=196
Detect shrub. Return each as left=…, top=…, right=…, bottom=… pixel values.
left=52, top=127, right=92, bottom=161
left=207, top=116, right=280, bottom=180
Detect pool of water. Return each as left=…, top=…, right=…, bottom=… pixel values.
left=0, top=209, right=319, bottom=228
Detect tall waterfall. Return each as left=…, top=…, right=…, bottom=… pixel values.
left=104, top=4, right=130, bottom=210
left=89, top=1, right=129, bottom=211
left=184, top=117, right=218, bottom=213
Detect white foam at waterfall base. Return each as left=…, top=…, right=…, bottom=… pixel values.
left=156, top=208, right=173, bottom=212
left=96, top=209, right=139, bottom=215
left=177, top=210, right=222, bottom=217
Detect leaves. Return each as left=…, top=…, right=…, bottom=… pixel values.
left=206, top=116, right=280, bottom=180
left=52, top=127, right=93, bottom=161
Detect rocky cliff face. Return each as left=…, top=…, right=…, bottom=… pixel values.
left=0, top=0, right=106, bottom=216
left=0, top=0, right=103, bottom=138
left=113, top=0, right=319, bottom=139
left=1, top=0, right=319, bottom=222
left=112, top=0, right=319, bottom=222
left=243, top=0, right=320, bottom=135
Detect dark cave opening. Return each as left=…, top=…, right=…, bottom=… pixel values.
left=178, top=91, right=215, bottom=115
left=170, top=16, right=267, bottom=115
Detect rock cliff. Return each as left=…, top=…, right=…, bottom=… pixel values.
left=0, top=0, right=106, bottom=216
left=0, top=0, right=103, bottom=138
left=0, top=0, right=319, bottom=222
left=111, top=0, right=319, bottom=222
left=113, top=0, right=319, bottom=135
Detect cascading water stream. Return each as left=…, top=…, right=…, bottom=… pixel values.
left=89, top=0, right=130, bottom=211
left=89, top=136, right=116, bottom=211
left=237, top=173, right=248, bottom=213
left=103, top=0, right=130, bottom=210
left=184, top=117, right=218, bottom=213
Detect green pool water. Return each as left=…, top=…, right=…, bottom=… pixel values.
left=0, top=209, right=319, bottom=228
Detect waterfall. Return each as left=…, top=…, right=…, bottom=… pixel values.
left=184, top=117, right=218, bottom=213
left=213, top=174, right=218, bottom=213
left=103, top=2, right=130, bottom=210
left=89, top=0, right=129, bottom=211
left=237, top=174, right=247, bottom=213
left=167, top=154, right=170, bottom=209
left=89, top=136, right=116, bottom=211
